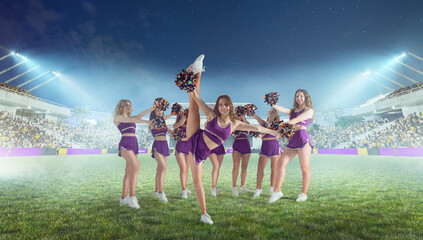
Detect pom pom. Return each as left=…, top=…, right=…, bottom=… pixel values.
left=152, top=116, right=166, bottom=130
left=263, top=92, right=279, bottom=106
left=279, top=122, right=296, bottom=140
left=171, top=103, right=183, bottom=116
left=172, top=127, right=185, bottom=141
left=249, top=131, right=260, bottom=138
left=183, top=108, right=189, bottom=118
left=270, top=120, right=283, bottom=130
left=175, top=69, right=197, bottom=92
left=245, top=104, right=257, bottom=117
left=235, top=106, right=246, bottom=116
left=232, top=130, right=242, bottom=137
left=154, top=97, right=169, bottom=111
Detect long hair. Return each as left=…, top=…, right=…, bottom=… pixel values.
left=114, top=99, right=132, bottom=117
left=292, top=89, right=315, bottom=122
left=266, top=108, right=280, bottom=123
left=213, top=95, right=234, bottom=122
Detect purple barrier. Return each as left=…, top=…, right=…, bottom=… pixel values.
left=379, top=148, right=395, bottom=156
left=67, top=148, right=102, bottom=155
left=226, top=149, right=233, bottom=154
left=318, top=148, right=358, bottom=155
left=8, top=148, right=42, bottom=157
left=396, top=147, right=423, bottom=157
left=0, top=147, right=8, bottom=157
left=138, top=149, right=148, bottom=154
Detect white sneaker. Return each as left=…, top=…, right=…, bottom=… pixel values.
left=187, top=189, right=192, bottom=194
left=216, top=187, right=222, bottom=193
left=253, top=189, right=263, bottom=197
left=268, top=191, right=283, bottom=203
left=158, top=192, right=168, bottom=202
left=240, top=185, right=250, bottom=192
left=120, top=194, right=129, bottom=205
left=269, top=186, right=274, bottom=193
left=200, top=213, right=213, bottom=225
left=296, top=193, right=307, bottom=202
left=128, top=196, right=140, bottom=209
left=232, top=187, right=238, bottom=196
left=210, top=188, right=217, bottom=197
left=182, top=190, right=188, bottom=199
left=154, top=191, right=159, bottom=197
left=191, top=54, right=205, bottom=74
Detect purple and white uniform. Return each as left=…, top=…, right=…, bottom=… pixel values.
left=189, top=116, right=232, bottom=165
left=232, top=131, right=251, bottom=155
left=285, top=109, right=313, bottom=149
left=117, top=122, right=139, bottom=156
left=210, top=144, right=225, bottom=156
left=174, top=126, right=191, bottom=155
left=151, top=127, right=170, bottom=158
left=259, top=122, right=281, bottom=157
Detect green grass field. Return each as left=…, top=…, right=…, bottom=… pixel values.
left=1, top=153, right=422, bottom=239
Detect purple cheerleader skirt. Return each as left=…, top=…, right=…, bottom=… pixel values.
left=210, top=144, right=225, bottom=156
left=118, top=136, right=139, bottom=157
left=188, top=129, right=211, bottom=165
left=151, top=140, right=170, bottom=158
left=286, top=129, right=313, bottom=149
left=233, top=138, right=251, bottom=155
left=259, top=139, right=281, bottom=157
left=175, top=140, right=191, bottom=156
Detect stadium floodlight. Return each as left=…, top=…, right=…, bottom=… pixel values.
left=52, top=71, right=60, bottom=76
left=394, top=53, right=406, bottom=61
left=28, top=106, right=31, bottom=109
left=11, top=51, right=15, bottom=55
left=363, top=70, right=371, bottom=77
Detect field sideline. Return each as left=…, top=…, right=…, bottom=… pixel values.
left=1, top=154, right=422, bottom=239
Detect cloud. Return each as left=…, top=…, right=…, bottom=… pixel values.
left=82, top=1, right=97, bottom=15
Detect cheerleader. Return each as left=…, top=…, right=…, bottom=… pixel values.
left=182, top=54, right=279, bottom=224
left=269, top=89, right=314, bottom=203
left=113, top=100, right=153, bottom=208
left=252, top=108, right=281, bottom=197
left=149, top=110, right=172, bottom=202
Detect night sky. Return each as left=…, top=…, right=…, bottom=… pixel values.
left=1, top=0, right=423, bottom=115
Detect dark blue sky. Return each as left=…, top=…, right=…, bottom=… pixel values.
left=1, top=0, right=423, bottom=115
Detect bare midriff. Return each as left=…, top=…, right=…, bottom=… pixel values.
left=154, top=136, right=167, bottom=141
left=122, top=133, right=136, bottom=137
left=202, top=132, right=220, bottom=150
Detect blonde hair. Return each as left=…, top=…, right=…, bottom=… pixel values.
left=114, top=99, right=133, bottom=117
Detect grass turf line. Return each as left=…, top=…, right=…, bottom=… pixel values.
left=0, top=154, right=422, bottom=239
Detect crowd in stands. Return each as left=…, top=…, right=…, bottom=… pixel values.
left=309, top=113, right=423, bottom=149
left=0, top=111, right=154, bottom=150
left=383, top=81, right=423, bottom=100
left=0, top=82, right=37, bottom=99
left=1, top=110, right=422, bottom=151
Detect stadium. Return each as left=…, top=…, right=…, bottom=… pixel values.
left=1, top=1, right=423, bottom=239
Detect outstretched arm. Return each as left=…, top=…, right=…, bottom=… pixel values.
left=234, top=120, right=278, bottom=136
left=189, top=90, right=216, bottom=120
left=289, top=108, right=314, bottom=125
left=133, top=107, right=155, bottom=119
left=273, top=104, right=291, bottom=115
